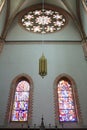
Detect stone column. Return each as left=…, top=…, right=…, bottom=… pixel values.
left=0, top=39, right=4, bottom=53
left=82, top=41, right=87, bottom=60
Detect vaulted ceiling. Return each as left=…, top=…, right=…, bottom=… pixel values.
left=0, top=0, right=87, bottom=42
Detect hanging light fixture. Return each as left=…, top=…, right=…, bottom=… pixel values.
left=39, top=0, right=47, bottom=78
left=39, top=53, right=47, bottom=78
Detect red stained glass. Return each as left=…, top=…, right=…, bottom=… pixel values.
left=58, top=80, right=77, bottom=122
left=11, top=80, right=30, bottom=121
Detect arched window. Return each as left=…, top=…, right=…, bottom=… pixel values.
left=11, top=80, right=30, bottom=121
left=58, top=78, right=77, bottom=122
left=5, top=74, right=33, bottom=127
left=54, top=74, right=81, bottom=125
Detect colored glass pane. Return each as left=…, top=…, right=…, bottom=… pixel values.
left=11, top=80, right=30, bottom=121
left=59, top=109, right=77, bottom=122
left=58, top=79, right=77, bottom=122
left=12, top=110, right=28, bottom=121
left=15, top=92, right=29, bottom=101
left=13, top=101, right=28, bottom=110
left=18, top=3, right=69, bottom=34
left=58, top=91, right=72, bottom=98
left=21, top=9, right=66, bottom=33
left=58, top=98, right=74, bottom=109
left=16, top=81, right=30, bottom=91
left=58, top=80, right=72, bottom=91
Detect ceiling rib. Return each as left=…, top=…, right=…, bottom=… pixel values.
left=76, top=0, right=86, bottom=42
left=61, top=0, right=84, bottom=40
left=1, top=0, right=10, bottom=40
left=1, top=0, right=26, bottom=40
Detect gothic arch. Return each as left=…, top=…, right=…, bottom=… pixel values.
left=53, top=73, right=82, bottom=127
left=5, top=73, right=34, bottom=128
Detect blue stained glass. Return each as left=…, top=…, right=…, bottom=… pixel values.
left=59, top=109, right=77, bottom=122
left=58, top=91, right=72, bottom=98
left=12, top=110, right=28, bottom=121
left=18, top=110, right=28, bottom=121
left=13, top=101, right=28, bottom=110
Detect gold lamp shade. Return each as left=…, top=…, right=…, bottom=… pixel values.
left=39, top=53, right=47, bottom=78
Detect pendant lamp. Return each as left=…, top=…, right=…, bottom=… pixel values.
left=39, top=53, right=47, bottom=78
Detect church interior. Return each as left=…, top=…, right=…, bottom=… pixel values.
left=0, top=0, right=87, bottom=129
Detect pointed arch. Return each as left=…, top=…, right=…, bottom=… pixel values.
left=5, top=73, right=34, bottom=127
left=54, top=73, right=82, bottom=126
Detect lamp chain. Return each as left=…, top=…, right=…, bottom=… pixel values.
left=42, top=0, right=45, bottom=53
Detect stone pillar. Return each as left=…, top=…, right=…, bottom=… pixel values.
left=82, top=41, right=87, bottom=60
left=0, top=39, right=4, bottom=53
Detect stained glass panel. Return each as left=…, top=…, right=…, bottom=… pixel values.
left=58, top=79, right=77, bottom=122
left=15, top=92, right=29, bottom=101
left=12, top=110, right=19, bottom=121
left=58, top=91, right=72, bottom=98
left=59, top=109, right=77, bottom=122
left=13, top=101, right=28, bottom=110
left=58, top=98, right=74, bottom=109
left=58, top=82, right=72, bottom=91
left=16, top=81, right=30, bottom=91
left=12, top=110, right=28, bottom=121
left=11, top=80, right=30, bottom=121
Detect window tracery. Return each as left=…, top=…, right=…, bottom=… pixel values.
left=18, top=3, right=69, bottom=34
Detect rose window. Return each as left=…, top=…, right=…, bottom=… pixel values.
left=18, top=4, right=69, bottom=33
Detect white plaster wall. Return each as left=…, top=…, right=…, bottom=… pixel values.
left=0, top=42, right=87, bottom=128
left=5, top=18, right=81, bottom=41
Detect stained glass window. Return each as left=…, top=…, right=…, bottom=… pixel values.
left=57, top=79, right=77, bottom=122
left=18, top=4, right=69, bottom=34
left=11, top=80, right=30, bottom=121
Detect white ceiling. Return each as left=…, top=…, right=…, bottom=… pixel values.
left=0, top=0, right=87, bottom=42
